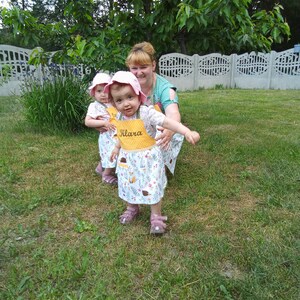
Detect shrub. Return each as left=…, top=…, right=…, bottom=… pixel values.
left=21, top=73, right=90, bottom=133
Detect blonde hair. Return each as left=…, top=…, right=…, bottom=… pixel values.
left=125, top=41, right=156, bottom=67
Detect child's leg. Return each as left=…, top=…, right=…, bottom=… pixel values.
left=102, top=167, right=115, bottom=176
left=150, top=200, right=167, bottom=235
left=150, top=201, right=162, bottom=216
left=96, top=139, right=102, bottom=175
left=102, top=168, right=117, bottom=185
left=120, top=203, right=139, bottom=224
left=95, top=161, right=103, bottom=176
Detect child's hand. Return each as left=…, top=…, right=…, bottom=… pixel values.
left=95, top=127, right=107, bottom=133
left=184, top=130, right=200, bottom=145
left=110, top=146, right=120, bottom=162
left=104, top=121, right=116, bottom=131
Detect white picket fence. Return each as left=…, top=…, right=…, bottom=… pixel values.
left=1, top=44, right=300, bottom=96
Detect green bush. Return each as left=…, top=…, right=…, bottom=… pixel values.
left=21, top=74, right=90, bottom=133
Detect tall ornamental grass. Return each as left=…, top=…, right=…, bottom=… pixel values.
left=21, top=74, right=91, bottom=132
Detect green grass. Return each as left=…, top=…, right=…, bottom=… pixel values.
left=0, top=90, right=299, bottom=299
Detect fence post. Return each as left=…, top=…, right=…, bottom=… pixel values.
left=267, top=51, right=275, bottom=89
left=193, top=54, right=198, bottom=90
left=35, top=63, right=42, bottom=85
left=230, top=53, right=237, bottom=88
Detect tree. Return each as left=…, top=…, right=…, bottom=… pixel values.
left=176, top=0, right=290, bottom=54
left=249, top=0, right=299, bottom=51
left=1, top=0, right=291, bottom=73
left=10, top=0, right=32, bottom=10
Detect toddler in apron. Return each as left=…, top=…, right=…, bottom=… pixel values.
left=104, top=71, right=200, bottom=235
left=85, top=73, right=118, bottom=185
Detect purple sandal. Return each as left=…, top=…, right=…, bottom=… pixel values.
left=119, top=205, right=139, bottom=224
left=102, top=174, right=118, bottom=185
left=150, top=214, right=168, bottom=235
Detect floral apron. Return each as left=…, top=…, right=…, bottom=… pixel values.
left=98, top=104, right=118, bottom=168
left=115, top=114, right=167, bottom=205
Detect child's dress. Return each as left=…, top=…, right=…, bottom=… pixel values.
left=114, top=105, right=168, bottom=205
left=146, top=96, right=184, bottom=175
left=86, top=101, right=118, bottom=168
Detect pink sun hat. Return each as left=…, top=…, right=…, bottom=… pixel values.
left=104, top=71, right=147, bottom=104
left=88, top=73, right=111, bottom=96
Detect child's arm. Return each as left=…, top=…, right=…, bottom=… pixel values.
left=110, top=140, right=121, bottom=162
left=162, top=117, right=200, bottom=145
left=85, top=115, right=115, bottom=131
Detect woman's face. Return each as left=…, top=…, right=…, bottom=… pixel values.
left=128, top=61, right=156, bottom=89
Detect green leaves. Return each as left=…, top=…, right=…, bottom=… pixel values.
left=1, top=1, right=291, bottom=60
left=176, top=1, right=290, bottom=54
left=28, top=47, right=51, bottom=66
left=74, top=219, right=96, bottom=233
left=1, top=7, right=42, bottom=46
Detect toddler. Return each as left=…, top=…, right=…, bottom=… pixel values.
left=85, top=73, right=118, bottom=185
left=105, top=71, right=200, bottom=234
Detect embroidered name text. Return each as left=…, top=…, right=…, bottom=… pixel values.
left=120, top=129, right=142, bottom=137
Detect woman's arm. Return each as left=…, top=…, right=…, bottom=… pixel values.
left=165, top=102, right=181, bottom=122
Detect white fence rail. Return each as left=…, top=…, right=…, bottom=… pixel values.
left=159, top=48, right=300, bottom=91
left=1, top=44, right=300, bottom=96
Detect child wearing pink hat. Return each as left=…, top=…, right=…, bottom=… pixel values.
left=85, top=73, right=118, bottom=185
left=105, top=71, right=200, bottom=234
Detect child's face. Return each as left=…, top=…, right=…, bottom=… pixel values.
left=111, top=84, right=140, bottom=117
left=94, top=84, right=108, bottom=103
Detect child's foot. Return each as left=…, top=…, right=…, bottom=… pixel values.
left=120, top=205, right=139, bottom=224
left=95, top=162, right=103, bottom=176
left=150, top=214, right=167, bottom=235
left=102, top=174, right=118, bottom=185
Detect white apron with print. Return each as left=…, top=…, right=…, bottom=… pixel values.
left=115, top=117, right=167, bottom=205
left=99, top=106, right=118, bottom=168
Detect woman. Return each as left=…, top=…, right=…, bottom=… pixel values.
left=125, top=41, right=184, bottom=174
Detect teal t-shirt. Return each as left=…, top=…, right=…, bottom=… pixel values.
left=149, top=74, right=178, bottom=114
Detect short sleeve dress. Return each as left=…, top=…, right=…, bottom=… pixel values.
left=86, top=101, right=117, bottom=168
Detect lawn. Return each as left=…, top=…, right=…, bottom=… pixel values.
left=0, top=90, right=299, bottom=299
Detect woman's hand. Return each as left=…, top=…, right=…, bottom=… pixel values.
left=155, top=126, right=174, bottom=150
